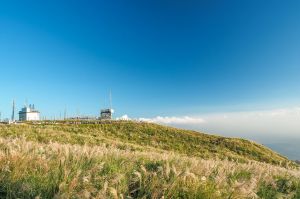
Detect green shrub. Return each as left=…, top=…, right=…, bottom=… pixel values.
left=257, top=182, right=279, bottom=199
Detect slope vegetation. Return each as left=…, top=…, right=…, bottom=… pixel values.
left=0, top=121, right=293, bottom=166
left=0, top=121, right=299, bottom=198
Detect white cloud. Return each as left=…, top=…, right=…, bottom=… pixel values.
left=117, top=108, right=300, bottom=160
left=139, top=116, right=205, bottom=124
left=116, top=114, right=131, bottom=120
left=117, top=115, right=206, bottom=124
left=182, top=107, right=300, bottom=139
left=117, top=107, right=300, bottom=138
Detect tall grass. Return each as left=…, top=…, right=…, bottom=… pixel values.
left=0, top=137, right=299, bottom=198
left=0, top=122, right=294, bottom=167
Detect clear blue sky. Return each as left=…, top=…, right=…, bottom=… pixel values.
left=1, top=0, right=300, bottom=119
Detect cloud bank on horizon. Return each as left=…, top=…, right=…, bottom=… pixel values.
left=118, top=107, right=300, bottom=139
left=139, top=116, right=206, bottom=124
left=117, top=115, right=205, bottom=124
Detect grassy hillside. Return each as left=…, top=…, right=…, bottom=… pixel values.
left=0, top=121, right=299, bottom=198
left=0, top=121, right=294, bottom=166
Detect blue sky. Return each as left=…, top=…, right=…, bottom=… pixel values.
left=0, top=1, right=300, bottom=122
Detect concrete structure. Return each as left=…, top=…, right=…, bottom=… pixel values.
left=19, top=104, right=40, bottom=121
left=100, top=109, right=113, bottom=120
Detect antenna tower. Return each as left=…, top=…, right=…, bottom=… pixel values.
left=11, top=100, right=15, bottom=122
left=64, top=107, right=67, bottom=120
left=109, top=90, right=112, bottom=110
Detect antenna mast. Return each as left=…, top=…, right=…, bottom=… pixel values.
left=64, top=106, right=67, bottom=120
left=11, top=100, right=15, bottom=122
left=109, top=90, right=112, bottom=110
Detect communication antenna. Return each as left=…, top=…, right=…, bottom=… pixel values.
left=0, top=111, right=2, bottom=122
left=109, top=90, right=112, bottom=110
left=64, top=106, right=67, bottom=120
left=76, top=108, right=80, bottom=118
left=11, top=100, right=15, bottom=122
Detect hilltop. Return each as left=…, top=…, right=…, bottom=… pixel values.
left=0, top=121, right=293, bottom=166
left=0, top=121, right=299, bottom=198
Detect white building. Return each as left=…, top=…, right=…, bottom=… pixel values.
left=19, top=104, right=40, bottom=121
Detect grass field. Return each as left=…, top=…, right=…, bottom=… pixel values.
left=0, top=121, right=299, bottom=198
